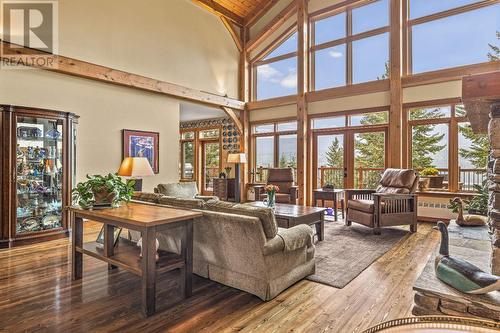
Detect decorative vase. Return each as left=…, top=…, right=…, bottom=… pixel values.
left=265, top=191, right=276, bottom=208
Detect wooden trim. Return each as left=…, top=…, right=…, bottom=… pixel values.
left=309, top=0, right=369, bottom=18
left=407, top=0, right=499, bottom=26
left=246, top=1, right=298, bottom=53
left=388, top=0, right=402, bottom=168
left=247, top=94, right=297, bottom=110
left=309, top=105, right=389, bottom=122
left=192, top=0, right=244, bottom=25
left=403, top=97, right=462, bottom=109
left=245, top=0, right=280, bottom=27
left=254, top=51, right=297, bottom=66
left=297, top=0, right=309, bottom=205
left=0, top=41, right=245, bottom=110
left=221, top=107, right=243, bottom=134
left=307, top=79, right=390, bottom=102
left=251, top=25, right=297, bottom=63
left=402, top=62, right=500, bottom=88
left=310, top=26, right=390, bottom=52
left=250, top=116, right=298, bottom=126
left=220, top=17, right=243, bottom=52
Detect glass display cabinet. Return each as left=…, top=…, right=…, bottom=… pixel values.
left=0, top=105, right=78, bottom=247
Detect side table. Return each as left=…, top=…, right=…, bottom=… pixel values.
left=313, top=189, right=345, bottom=221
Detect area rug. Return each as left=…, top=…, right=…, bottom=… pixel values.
left=306, top=221, right=409, bottom=288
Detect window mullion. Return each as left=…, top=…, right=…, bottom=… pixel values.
left=346, top=9, right=353, bottom=85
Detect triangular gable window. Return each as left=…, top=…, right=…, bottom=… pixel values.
left=263, top=31, right=298, bottom=60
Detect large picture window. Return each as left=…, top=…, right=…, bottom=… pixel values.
left=311, top=0, right=390, bottom=91
left=251, top=120, right=298, bottom=183
left=407, top=103, right=489, bottom=192
left=408, top=1, right=499, bottom=74
left=253, top=31, right=298, bottom=101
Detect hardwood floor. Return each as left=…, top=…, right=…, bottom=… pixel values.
left=0, top=222, right=440, bottom=332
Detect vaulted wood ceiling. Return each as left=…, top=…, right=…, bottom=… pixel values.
left=193, top=0, right=277, bottom=25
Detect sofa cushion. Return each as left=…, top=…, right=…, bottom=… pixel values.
left=267, top=168, right=294, bottom=182
left=155, top=182, right=198, bottom=198
left=205, top=200, right=278, bottom=239
left=158, top=196, right=204, bottom=209
left=377, top=169, right=418, bottom=193
left=348, top=199, right=374, bottom=213
left=132, top=192, right=163, bottom=203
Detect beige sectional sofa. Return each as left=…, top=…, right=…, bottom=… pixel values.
left=129, top=187, right=315, bottom=301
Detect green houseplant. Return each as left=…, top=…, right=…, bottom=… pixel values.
left=72, top=174, right=135, bottom=209
left=420, top=167, right=445, bottom=189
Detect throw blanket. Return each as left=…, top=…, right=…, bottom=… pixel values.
left=278, top=225, right=313, bottom=252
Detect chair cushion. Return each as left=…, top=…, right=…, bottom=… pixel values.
left=155, top=182, right=198, bottom=198
left=348, top=199, right=374, bottom=213
left=347, top=209, right=374, bottom=227
left=267, top=168, right=294, bottom=182
left=377, top=169, right=418, bottom=194
left=272, top=181, right=292, bottom=194
left=205, top=200, right=278, bottom=239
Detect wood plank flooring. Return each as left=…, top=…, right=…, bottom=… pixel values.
left=0, top=222, right=440, bottom=332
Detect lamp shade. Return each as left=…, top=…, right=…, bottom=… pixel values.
left=117, top=157, right=155, bottom=177
left=227, top=153, right=247, bottom=164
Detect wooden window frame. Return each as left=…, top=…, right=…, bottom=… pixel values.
left=250, top=118, right=298, bottom=183
left=251, top=26, right=298, bottom=102
left=308, top=107, right=390, bottom=193
left=309, top=0, right=391, bottom=91
left=403, top=0, right=499, bottom=76
left=180, top=129, right=197, bottom=182
left=402, top=98, right=485, bottom=193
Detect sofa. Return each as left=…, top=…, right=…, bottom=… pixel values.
left=129, top=190, right=315, bottom=301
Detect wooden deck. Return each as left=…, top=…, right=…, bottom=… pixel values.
left=0, top=222, right=440, bottom=332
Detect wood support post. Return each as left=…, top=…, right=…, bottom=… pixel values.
left=239, top=28, right=250, bottom=202
left=389, top=0, right=403, bottom=168
left=297, top=0, right=309, bottom=205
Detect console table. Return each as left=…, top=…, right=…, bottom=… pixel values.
left=68, top=203, right=202, bottom=317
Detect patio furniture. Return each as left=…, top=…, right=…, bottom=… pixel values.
left=345, top=168, right=419, bottom=235
left=259, top=168, right=298, bottom=205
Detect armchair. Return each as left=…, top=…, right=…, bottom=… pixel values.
left=259, top=168, right=298, bottom=204
left=345, top=169, right=419, bottom=235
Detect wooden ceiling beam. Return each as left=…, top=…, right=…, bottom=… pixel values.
left=192, top=0, right=244, bottom=26
left=244, top=0, right=280, bottom=27
left=0, top=40, right=245, bottom=110
left=220, top=16, right=243, bottom=52
left=246, top=1, right=298, bottom=53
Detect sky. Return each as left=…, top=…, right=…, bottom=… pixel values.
left=256, top=0, right=499, bottom=100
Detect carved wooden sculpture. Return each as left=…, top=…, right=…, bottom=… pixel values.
left=451, top=197, right=487, bottom=226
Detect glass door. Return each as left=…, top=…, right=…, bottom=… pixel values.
left=353, top=130, right=386, bottom=189
left=314, top=133, right=346, bottom=189
left=202, top=141, right=220, bottom=194
left=15, top=115, right=64, bottom=234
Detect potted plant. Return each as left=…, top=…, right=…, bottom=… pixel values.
left=263, top=184, right=280, bottom=208
left=420, top=167, right=444, bottom=189
left=72, top=173, right=135, bottom=209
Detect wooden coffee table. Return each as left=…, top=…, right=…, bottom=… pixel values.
left=247, top=202, right=327, bottom=241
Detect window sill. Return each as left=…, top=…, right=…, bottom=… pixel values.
left=416, top=190, right=477, bottom=198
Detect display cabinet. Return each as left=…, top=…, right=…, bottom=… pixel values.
left=0, top=105, right=78, bottom=247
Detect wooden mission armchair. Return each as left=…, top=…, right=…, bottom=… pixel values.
left=260, top=168, right=298, bottom=204
left=345, top=168, right=419, bottom=235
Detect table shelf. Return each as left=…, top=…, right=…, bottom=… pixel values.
left=77, top=238, right=185, bottom=276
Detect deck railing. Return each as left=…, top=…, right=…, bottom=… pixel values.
left=252, top=166, right=486, bottom=192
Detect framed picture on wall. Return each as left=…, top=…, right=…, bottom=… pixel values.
left=122, top=129, right=159, bottom=174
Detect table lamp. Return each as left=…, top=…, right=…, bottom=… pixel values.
left=117, top=157, right=154, bottom=191
left=227, top=153, right=247, bottom=203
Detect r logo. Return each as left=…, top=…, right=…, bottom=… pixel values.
left=2, top=1, right=58, bottom=53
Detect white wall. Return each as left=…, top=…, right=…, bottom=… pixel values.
left=0, top=0, right=240, bottom=191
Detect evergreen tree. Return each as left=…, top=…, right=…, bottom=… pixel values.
left=458, top=124, right=489, bottom=169
left=409, top=108, right=447, bottom=169
left=326, top=137, right=343, bottom=167
left=488, top=31, right=499, bottom=62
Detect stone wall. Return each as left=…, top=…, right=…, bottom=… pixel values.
left=489, top=102, right=500, bottom=275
